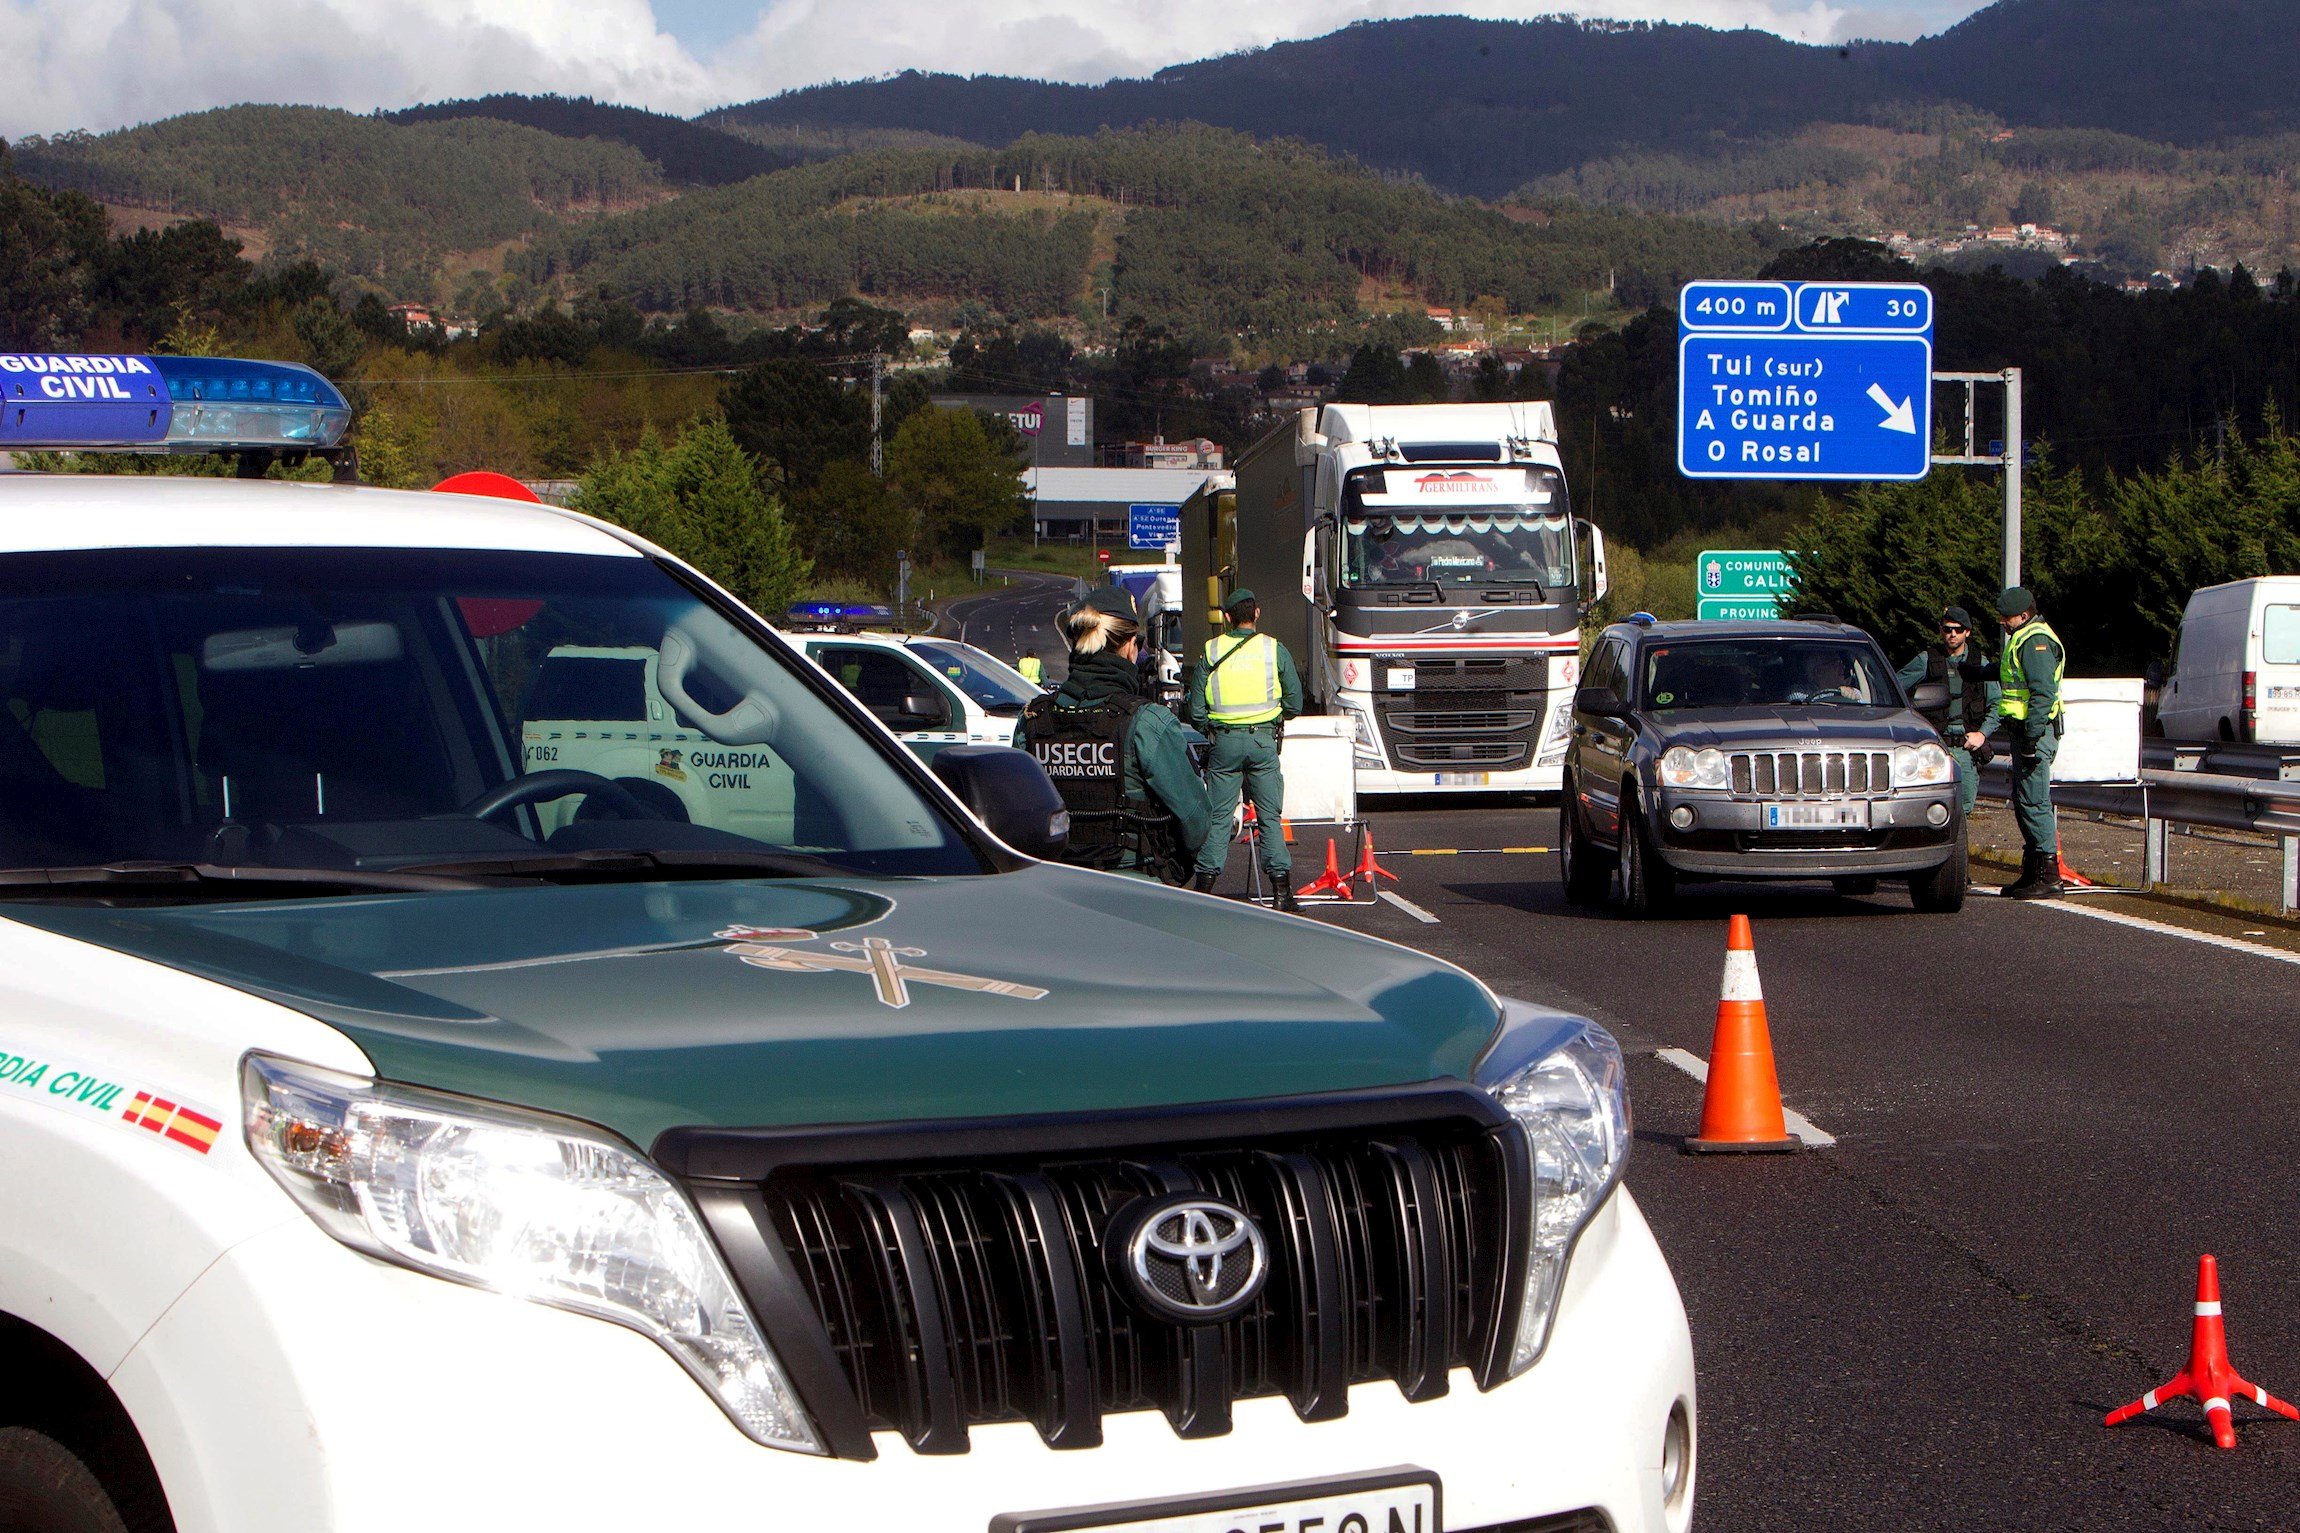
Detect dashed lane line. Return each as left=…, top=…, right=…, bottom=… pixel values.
left=2031, top=898, right=2300, bottom=968
left=1377, top=890, right=1442, bottom=924
left=1652, top=1046, right=1838, bottom=1148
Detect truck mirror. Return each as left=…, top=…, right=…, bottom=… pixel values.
left=1576, top=519, right=1609, bottom=613
left=931, top=746, right=1070, bottom=860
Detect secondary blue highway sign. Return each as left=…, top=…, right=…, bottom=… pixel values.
left=1676, top=281, right=1935, bottom=482
left=1128, top=502, right=1181, bottom=551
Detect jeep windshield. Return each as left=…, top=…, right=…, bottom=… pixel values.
left=906, top=639, right=1039, bottom=713
left=1340, top=465, right=1574, bottom=591
left=0, top=547, right=984, bottom=891
left=1642, top=639, right=1899, bottom=710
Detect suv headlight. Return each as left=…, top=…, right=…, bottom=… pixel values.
left=1477, top=1012, right=1630, bottom=1375
left=243, top=1054, right=820, bottom=1452
left=1659, top=745, right=1730, bottom=789
left=1892, top=741, right=1954, bottom=787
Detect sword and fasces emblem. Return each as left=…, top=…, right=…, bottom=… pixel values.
left=717, top=927, right=1049, bottom=1010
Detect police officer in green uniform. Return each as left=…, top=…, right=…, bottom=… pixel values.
left=1188, top=590, right=1304, bottom=910
left=1017, top=650, right=1045, bottom=686
left=1016, top=589, right=1210, bottom=882
left=1995, top=586, right=2066, bottom=899
left=1896, top=604, right=2000, bottom=817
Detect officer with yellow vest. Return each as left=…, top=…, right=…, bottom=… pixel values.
left=1188, top=590, right=1304, bottom=908
left=1017, top=650, right=1045, bottom=686
left=1995, top=586, right=2066, bottom=899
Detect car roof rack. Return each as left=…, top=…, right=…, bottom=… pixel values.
left=1789, top=611, right=1841, bottom=625
left=1, top=352, right=356, bottom=480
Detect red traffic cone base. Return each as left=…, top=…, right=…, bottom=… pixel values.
left=1352, top=827, right=1398, bottom=888
left=1297, top=839, right=1353, bottom=900
left=1686, top=914, right=1799, bottom=1155
left=2105, top=1255, right=2298, bottom=1449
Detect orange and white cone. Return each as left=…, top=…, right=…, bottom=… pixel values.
left=1685, top=914, right=1799, bottom=1154
left=1297, top=838, right=1353, bottom=900
left=2106, top=1254, right=2298, bottom=1450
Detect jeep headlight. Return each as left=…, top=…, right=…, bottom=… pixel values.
left=243, top=1054, right=820, bottom=1452
left=1892, top=741, right=1954, bottom=787
left=1478, top=1014, right=1630, bottom=1375
left=1659, top=745, right=1730, bottom=789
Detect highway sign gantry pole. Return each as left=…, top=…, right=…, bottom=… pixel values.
left=1933, top=367, right=2024, bottom=589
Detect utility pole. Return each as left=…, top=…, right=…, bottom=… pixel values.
left=1933, top=367, right=2025, bottom=589
left=869, top=354, right=885, bottom=477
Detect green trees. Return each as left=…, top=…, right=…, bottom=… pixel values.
left=573, top=418, right=810, bottom=618
left=0, top=140, right=105, bottom=348
left=886, top=407, right=1028, bottom=558
left=720, top=358, right=871, bottom=494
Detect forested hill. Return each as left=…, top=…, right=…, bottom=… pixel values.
left=712, top=0, right=2300, bottom=199
left=389, top=95, right=799, bottom=187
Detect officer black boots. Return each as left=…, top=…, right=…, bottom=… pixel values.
left=1270, top=872, right=1301, bottom=913
left=1190, top=871, right=1218, bottom=894
left=2003, top=849, right=2063, bottom=900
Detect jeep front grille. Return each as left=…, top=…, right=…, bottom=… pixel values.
left=666, top=1095, right=1524, bottom=1459
left=1729, top=750, right=1892, bottom=797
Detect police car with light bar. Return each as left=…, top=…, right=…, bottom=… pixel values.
left=0, top=354, right=1693, bottom=1533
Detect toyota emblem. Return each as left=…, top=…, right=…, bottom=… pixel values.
left=1108, top=1194, right=1270, bottom=1324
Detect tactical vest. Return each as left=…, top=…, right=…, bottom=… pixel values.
left=1921, top=648, right=1993, bottom=738
left=1201, top=630, right=1284, bottom=726
left=1999, top=619, right=2066, bottom=723
left=1019, top=691, right=1191, bottom=883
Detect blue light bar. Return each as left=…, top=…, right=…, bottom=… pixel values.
left=788, top=602, right=895, bottom=621
left=0, top=353, right=350, bottom=454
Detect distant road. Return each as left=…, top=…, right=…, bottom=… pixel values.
left=941, top=569, right=1082, bottom=683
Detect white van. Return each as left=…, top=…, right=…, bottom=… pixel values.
left=2160, top=576, right=2300, bottom=744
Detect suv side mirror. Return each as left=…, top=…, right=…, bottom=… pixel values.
left=1575, top=685, right=1630, bottom=718
left=897, top=693, right=950, bottom=729
left=1907, top=680, right=1949, bottom=714
left=931, top=745, right=1070, bottom=859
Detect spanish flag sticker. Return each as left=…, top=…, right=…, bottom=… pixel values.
left=122, top=1091, right=223, bottom=1155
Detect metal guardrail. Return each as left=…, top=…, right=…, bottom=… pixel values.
left=2141, top=738, right=2300, bottom=782
left=1979, top=758, right=2300, bottom=912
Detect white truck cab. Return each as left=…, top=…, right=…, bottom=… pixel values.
left=2160, top=576, right=2300, bottom=744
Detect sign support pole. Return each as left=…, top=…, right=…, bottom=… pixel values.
left=1933, top=368, right=2025, bottom=591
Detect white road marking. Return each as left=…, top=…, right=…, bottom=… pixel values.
left=1652, top=1047, right=1838, bottom=1147
left=2034, top=899, right=2300, bottom=968
left=1378, top=890, right=1441, bottom=924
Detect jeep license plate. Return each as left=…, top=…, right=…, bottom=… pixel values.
left=1763, top=801, right=1869, bottom=830
left=992, top=1471, right=1439, bottom=1533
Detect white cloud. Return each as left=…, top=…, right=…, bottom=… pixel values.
left=0, top=0, right=1982, bottom=140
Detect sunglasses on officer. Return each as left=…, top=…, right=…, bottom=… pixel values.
left=1942, top=622, right=1969, bottom=635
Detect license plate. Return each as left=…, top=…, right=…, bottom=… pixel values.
left=1437, top=772, right=1489, bottom=786
left=1388, top=667, right=1416, bottom=691
left=1763, top=800, right=1870, bottom=830
left=2269, top=685, right=2300, bottom=701
left=992, top=1471, right=1440, bottom=1533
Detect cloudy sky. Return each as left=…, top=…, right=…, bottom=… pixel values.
left=0, top=0, right=1995, bottom=141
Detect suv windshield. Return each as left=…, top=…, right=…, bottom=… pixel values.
left=0, top=547, right=980, bottom=884
left=1642, top=639, right=1899, bottom=710
left=1341, top=466, right=1573, bottom=591
left=906, top=639, right=1039, bottom=712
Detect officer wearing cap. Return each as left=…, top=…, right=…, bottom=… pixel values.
left=1897, top=604, right=2000, bottom=817
left=1188, top=590, right=1303, bottom=909
left=1994, top=586, right=2066, bottom=899
left=1015, top=586, right=1209, bottom=882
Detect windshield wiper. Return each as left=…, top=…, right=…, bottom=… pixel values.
left=0, top=861, right=488, bottom=897
left=395, top=847, right=847, bottom=883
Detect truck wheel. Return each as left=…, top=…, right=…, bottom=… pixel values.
left=1909, top=835, right=1969, bottom=913
left=1559, top=786, right=1613, bottom=906
left=0, top=1428, right=132, bottom=1533
left=1618, top=807, right=1676, bottom=918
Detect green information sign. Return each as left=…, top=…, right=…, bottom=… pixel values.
left=1696, top=549, right=1795, bottom=599
left=1696, top=597, right=1786, bottom=621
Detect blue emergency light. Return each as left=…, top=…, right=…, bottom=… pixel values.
left=0, top=353, right=351, bottom=454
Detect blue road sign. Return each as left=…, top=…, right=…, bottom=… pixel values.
left=1128, top=502, right=1180, bottom=551
left=1677, top=281, right=1934, bottom=482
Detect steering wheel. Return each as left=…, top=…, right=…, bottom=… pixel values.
left=461, top=770, right=652, bottom=823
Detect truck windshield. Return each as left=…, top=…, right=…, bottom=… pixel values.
left=1340, top=466, right=1574, bottom=591
left=907, top=639, right=1039, bottom=712
left=0, top=547, right=981, bottom=885
left=1642, top=640, right=1899, bottom=710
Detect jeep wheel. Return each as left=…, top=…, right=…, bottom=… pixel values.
left=1909, top=835, right=1969, bottom=913
left=1559, top=785, right=1613, bottom=906
left=1618, top=807, right=1676, bottom=918
left=0, top=1429, right=132, bottom=1533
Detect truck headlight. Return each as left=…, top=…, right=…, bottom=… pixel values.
left=1478, top=1014, right=1630, bottom=1375
left=1659, top=745, right=1729, bottom=789
left=1347, top=702, right=1385, bottom=766
left=1892, top=741, right=1954, bottom=787
left=242, top=1054, right=820, bottom=1453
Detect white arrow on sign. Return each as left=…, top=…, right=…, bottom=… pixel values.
left=1866, top=382, right=1917, bottom=435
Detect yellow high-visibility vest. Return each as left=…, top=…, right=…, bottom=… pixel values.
left=1998, top=618, right=2065, bottom=722
left=1017, top=655, right=1044, bottom=683
left=1202, top=630, right=1284, bottom=725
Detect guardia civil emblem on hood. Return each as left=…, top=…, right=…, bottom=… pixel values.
left=717, top=926, right=1050, bottom=1010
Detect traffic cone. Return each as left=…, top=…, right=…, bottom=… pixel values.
left=2056, top=836, right=2093, bottom=889
left=1351, top=826, right=1398, bottom=889
left=1684, top=914, right=1800, bottom=1155
left=2105, top=1255, right=2297, bottom=1450
left=1297, top=838, right=1352, bottom=900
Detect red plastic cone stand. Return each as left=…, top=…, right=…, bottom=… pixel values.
left=2056, top=839, right=2093, bottom=889
left=2105, top=1254, right=2298, bottom=1449
left=1352, top=827, right=1398, bottom=889
left=1297, top=838, right=1353, bottom=900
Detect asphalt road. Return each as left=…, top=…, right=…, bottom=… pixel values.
left=1235, top=804, right=2300, bottom=1530
left=941, top=569, right=1081, bottom=683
